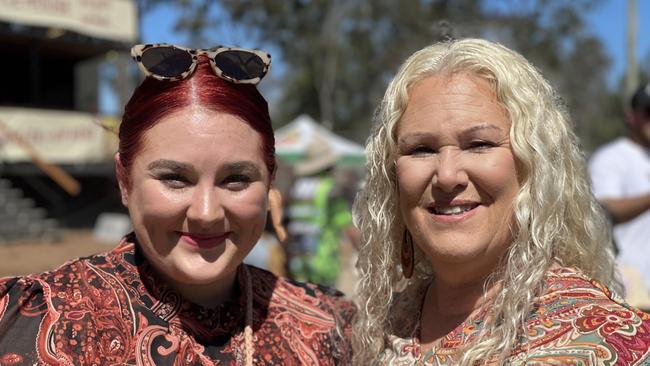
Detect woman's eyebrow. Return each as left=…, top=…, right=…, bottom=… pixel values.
left=462, top=123, right=504, bottom=135
left=397, top=124, right=504, bottom=143
left=225, top=161, right=263, bottom=174
left=397, top=132, right=431, bottom=145
left=147, top=159, right=193, bottom=171
left=458, top=124, right=506, bottom=140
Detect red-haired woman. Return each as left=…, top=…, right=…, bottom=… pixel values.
left=0, top=44, right=354, bottom=365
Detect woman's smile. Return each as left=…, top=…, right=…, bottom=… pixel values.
left=177, top=231, right=232, bottom=249
left=426, top=200, right=480, bottom=224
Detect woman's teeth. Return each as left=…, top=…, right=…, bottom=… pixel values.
left=432, top=204, right=475, bottom=215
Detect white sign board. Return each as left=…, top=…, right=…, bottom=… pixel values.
left=0, top=107, right=118, bottom=163
left=0, top=0, right=138, bottom=42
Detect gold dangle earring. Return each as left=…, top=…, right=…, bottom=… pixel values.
left=401, top=230, right=415, bottom=279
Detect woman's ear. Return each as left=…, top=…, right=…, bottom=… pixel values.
left=114, top=153, right=129, bottom=207
left=268, top=187, right=287, bottom=243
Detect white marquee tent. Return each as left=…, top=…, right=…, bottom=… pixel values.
left=274, top=115, right=365, bottom=165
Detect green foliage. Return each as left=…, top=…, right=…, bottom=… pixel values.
left=140, top=0, right=627, bottom=151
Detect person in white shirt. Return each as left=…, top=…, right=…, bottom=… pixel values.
left=589, top=82, right=650, bottom=308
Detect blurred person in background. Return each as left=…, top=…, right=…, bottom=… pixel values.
left=352, top=38, right=650, bottom=365
left=332, top=165, right=362, bottom=297
left=589, top=82, right=650, bottom=310
left=0, top=44, right=353, bottom=364
left=286, top=139, right=358, bottom=287
left=244, top=159, right=293, bottom=276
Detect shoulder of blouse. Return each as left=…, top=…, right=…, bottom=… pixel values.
left=0, top=274, right=43, bottom=346
left=511, top=266, right=650, bottom=364
left=0, top=274, right=38, bottom=301
left=0, top=257, right=90, bottom=345
left=0, top=253, right=90, bottom=299
left=246, top=264, right=356, bottom=322
left=0, top=248, right=117, bottom=327
left=245, top=264, right=355, bottom=363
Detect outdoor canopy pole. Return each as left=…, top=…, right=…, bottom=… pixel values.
left=0, top=120, right=81, bottom=196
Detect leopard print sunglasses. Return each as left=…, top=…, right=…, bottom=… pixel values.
left=131, top=43, right=271, bottom=84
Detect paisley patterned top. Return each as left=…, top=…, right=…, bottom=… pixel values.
left=379, top=267, right=650, bottom=365
left=0, top=233, right=354, bottom=365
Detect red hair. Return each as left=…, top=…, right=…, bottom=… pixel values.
left=118, top=57, right=275, bottom=187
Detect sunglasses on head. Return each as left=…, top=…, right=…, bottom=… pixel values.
left=131, top=43, right=271, bottom=85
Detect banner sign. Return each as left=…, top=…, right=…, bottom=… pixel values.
left=0, top=107, right=118, bottom=163
left=0, top=0, right=137, bottom=42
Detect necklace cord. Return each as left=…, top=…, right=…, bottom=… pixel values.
left=244, top=265, right=254, bottom=366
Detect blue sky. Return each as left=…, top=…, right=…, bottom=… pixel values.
left=138, top=0, right=649, bottom=93
left=584, top=0, right=650, bottom=87
left=142, top=0, right=650, bottom=86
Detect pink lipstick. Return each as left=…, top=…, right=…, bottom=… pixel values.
left=178, top=232, right=230, bottom=249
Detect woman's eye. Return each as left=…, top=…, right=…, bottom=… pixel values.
left=159, top=174, right=189, bottom=188
left=223, top=174, right=252, bottom=190
left=409, top=145, right=436, bottom=155
left=467, top=140, right=496, bottom=151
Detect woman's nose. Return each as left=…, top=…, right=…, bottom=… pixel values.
left=186, top=186, right=225, bottom=225
left=432, top=150, right=469, bottom=193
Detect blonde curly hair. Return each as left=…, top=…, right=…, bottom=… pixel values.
left=351, top=38, right=621, bottom=365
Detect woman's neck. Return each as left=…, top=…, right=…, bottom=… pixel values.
left=165, top=267, right=239, bottom=309
left=419, top=273, right=500, bottom=347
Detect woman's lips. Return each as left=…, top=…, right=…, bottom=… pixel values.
left=427, top=203, right=480, bottom=224
left=178, top=232, right=230, bottom=249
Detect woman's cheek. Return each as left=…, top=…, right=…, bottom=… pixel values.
left=228, top=185, right=269, bottom=221
left=396, top=158, right=432, bottom=202
left=139, top=184, right=187, bottom=221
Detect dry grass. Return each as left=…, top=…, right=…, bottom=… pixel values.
left=0, top=230, right=113, bottom=277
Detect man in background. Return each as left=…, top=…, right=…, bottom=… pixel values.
left=589, top=82, right=650, bottom=309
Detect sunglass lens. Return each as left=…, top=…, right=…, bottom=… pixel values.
left=214, top=50, right=266, bottom=81
left=141, top=47, right=193, bottom=78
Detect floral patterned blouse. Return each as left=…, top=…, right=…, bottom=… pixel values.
left=380, top=267, right=650, bottom=365
left=0, top=233, right=354, bottom=365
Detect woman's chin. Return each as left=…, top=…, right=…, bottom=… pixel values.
left=424, top=247, right=486, bottom=264
left=169, top=263, right=234, bottom=286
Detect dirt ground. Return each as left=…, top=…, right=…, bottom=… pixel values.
left=0, top=230, right=113, bottom=277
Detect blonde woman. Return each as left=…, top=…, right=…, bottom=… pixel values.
left=353, top=38, right=650, bottom=365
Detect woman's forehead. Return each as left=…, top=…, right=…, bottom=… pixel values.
left=136, top=108, right=265, bottom=162
left=398, top=73, right=509, bottom=133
